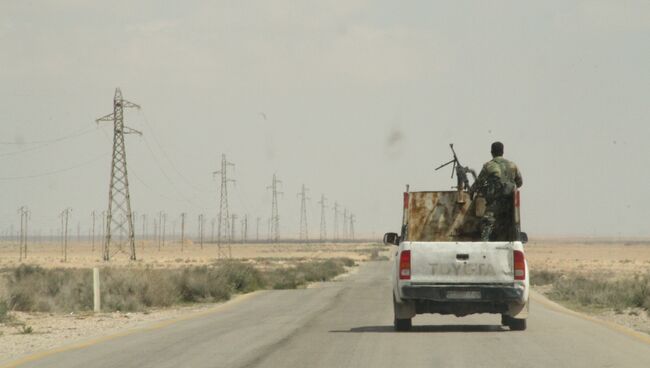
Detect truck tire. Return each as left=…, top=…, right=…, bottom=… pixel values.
left=501, top=315, right=527, bottom=331
left=393, top=296, right=413, bottom=331
left=394, top=317, right=412, bottom=331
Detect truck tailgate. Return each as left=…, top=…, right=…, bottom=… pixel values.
left=408, top=241, right=514, bottom=284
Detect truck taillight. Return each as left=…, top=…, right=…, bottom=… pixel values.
left=399, top=250, right=411, bottom=280
left=513, top=250, right=526, bottom=280
left=403, top=192, right=409, bottom=209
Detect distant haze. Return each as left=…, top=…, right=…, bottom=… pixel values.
left=1, top=1, right=649, bottom=238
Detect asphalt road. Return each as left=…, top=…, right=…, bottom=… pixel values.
left=8, top=261, right=650, bottom=368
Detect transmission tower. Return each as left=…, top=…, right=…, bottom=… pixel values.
left=297, top=184, right=310, bottom=242
left=267, top=174, right=283, bottom=242
left=240, top=215, right=248, bottom=244
left=333, top=202, right=340, bottom=242
left=214, top=154, right=235, bottom=259
left=60, top=208, right=72, bottom=262
left=198, top=214, right=205, bottom=249
left=96, top=88, right=140, bottom=261
left=256, top=217, right=261, bottom=242
left=350, top=214, right=356, bottom=241
left=317, top=195, right=327, bottom=242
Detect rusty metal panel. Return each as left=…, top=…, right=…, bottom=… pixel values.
left=406, top=191, right=482, bottom=242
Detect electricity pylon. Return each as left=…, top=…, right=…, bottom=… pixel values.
left=198, top=213, right=204, bottom=249
left=297, top=184, right=309, bottom=242
left=267, top=174, right=283, bottom=242
left=214, top=154, right=235, bottom=259
left=96, top=88, right=140, bottom=261
left=240, top=215, right=248, bottom=244
left=349, top=214, right=356, bottom=241
left=317, top=195, right=327, bottom=242
left=333, top=202, right=340, bottom=242
left=60, top=208, right=72, bottom=262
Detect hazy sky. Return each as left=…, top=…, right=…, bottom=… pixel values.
left=1, top=0, right=649, bottom=239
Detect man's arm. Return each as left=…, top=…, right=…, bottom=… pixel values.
left=470, top=164, right=488, bottom=195
left=514, top=165, right=523, bottom=188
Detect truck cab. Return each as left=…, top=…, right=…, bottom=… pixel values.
left=385, top=189, right=529, bottom=331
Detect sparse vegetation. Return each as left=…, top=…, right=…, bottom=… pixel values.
left=532, top=270, right=650, bottom=312
left=3, top=259, right=355, bottom=313
left=0, top=298, right=8, bottom=323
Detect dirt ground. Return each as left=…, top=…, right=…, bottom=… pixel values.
left=525, top=238, right=650, bottom=336
left=525, top=238, right=650, bottom=278
left=0, top=240, right=383, bottom=269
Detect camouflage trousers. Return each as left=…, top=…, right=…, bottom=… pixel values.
left=480, top=200, right=513, bottom=241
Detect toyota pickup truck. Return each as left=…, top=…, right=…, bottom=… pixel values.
left=384, top=189, right=529, bottom=331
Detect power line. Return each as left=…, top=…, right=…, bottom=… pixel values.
left=0, top=126, right=97, bottom=145
left=0, top=153, right=107, bottom=180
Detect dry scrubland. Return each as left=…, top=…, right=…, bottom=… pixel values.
left=0, top=241, right=388, bottom=313
left=0, top=241, right=388, bottom=362
left=526, top=238, right=650, bottom=334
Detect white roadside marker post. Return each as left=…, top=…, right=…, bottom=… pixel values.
left=93, top=267, right=101, bottom=313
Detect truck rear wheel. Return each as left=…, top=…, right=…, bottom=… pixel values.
left=501, top=315, right=527, bottom=331
left=393, top=296, right=413, bottom=331
left=394, top=317, right=412, bottom=331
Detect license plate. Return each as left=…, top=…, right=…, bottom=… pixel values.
left=446, top=291, right=481, bottom=300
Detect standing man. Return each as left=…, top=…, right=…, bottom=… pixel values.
left=470, top=142, right=523, bottom=241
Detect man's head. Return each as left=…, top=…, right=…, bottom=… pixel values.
left=491, top=141, right=504, bottom=157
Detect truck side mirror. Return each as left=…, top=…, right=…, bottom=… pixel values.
left=520, top=232, right=528, bottom=244
left=384, top=232, right=399, bottom=246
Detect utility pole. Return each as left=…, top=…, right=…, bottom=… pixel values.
left=333, top=202, right=340, bottom=242
left=180, top=213, right=186, bottom=251
left=17, top=206, right=29, bottom=260
left=60, top=208, right=72, bottom=262
left=101, top=211, right=106, bottom=250
left=96, top=88, right=140, bottom=261
left=198, top=214, right=204, bottom=249
left=342, top=209, right=349, bottom=240
left=153, top=217, right=158, bottom=250
left=91, top=211, right=96, bottom=252
left=297, top=184, right=309, bottom=242
left=256, top=217, right=261, bottom=242
left=318, top=195, right=327, bottom=242
left=214, top=154, right=235, bottom=259
left=267, top=174, right=283, bottom=243
left=141, top=213, right=146, bottom=250
left=211, top=217, right=216, bottom=243
left=161, top=212, right=167, bottom=249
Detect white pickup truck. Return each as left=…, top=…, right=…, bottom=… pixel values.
left=384, top=189, right=529, bottom=331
